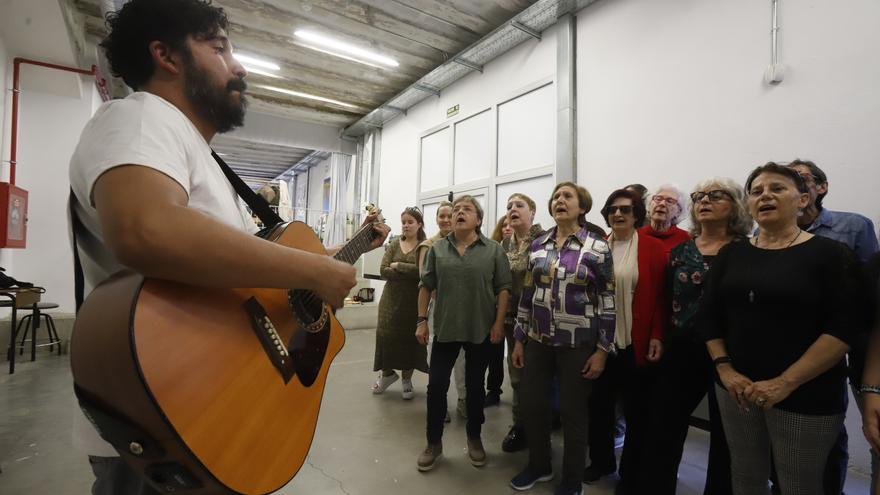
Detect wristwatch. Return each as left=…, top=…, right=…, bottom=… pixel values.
left=713, top=356, right=732, bottom=367
left=416, top=315, right=428, bottom=324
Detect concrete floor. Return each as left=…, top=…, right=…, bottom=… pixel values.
left=0, top=328, right=871, bottom=494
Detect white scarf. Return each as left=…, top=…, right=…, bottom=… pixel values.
left=609, top=231, right=639, bottom=349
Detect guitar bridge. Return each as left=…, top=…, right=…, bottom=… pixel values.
left=243, top=298, right=295, bottom=384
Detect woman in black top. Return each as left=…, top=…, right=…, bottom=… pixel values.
left=639, top=177, right=751, bottom=495
left=701, top=163, right=858, bottom=495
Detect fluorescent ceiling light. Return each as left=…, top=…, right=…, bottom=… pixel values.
left=243, top=66, right=282, bottom=79
left=294, top=42, right=386, bottom=70
left=294, top=30, right=399, bottom=67
left=256, top=84, right=359, bottom=109
left=233, top=53, right=280, bottom=71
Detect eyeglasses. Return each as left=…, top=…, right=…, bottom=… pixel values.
left=651, top=195, right=678, bottom=206
left=690, top=190, right=732, bottom=203
left=606, top=205, right=634, bottom=215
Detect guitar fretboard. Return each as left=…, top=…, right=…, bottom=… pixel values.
left=334, top=224, right=376, bottom=265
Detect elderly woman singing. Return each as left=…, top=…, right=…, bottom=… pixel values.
left=701, top=163, right=859, bottom=495
left=507, top=182, right=614, bottom=495
left=639, top=184, right=691, bottom=256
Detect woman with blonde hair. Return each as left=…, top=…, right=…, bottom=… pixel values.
left=638, top=177, right=751, bottom=494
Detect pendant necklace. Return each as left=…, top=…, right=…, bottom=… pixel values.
left=748, top=228, right=802, bottom=303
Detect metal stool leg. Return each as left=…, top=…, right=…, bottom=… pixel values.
left=8, top=303, right=17, bottom=374
left=30, top=305, right=39, bottom=362
left=44, top=314, right=60, bottom=355
left=17, top=314, right=32, bottom=356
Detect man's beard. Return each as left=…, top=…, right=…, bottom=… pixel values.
left=182, top=53, right=247, bottom=134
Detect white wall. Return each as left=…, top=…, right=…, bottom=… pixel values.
left=377, top=24, right=558, bottom=237
left=577, top=0, right=880, bottom=230
left=9, top=81, right=98, bottom=313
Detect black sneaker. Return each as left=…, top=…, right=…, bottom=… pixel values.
left=510, top=467, right=554, bottom=491
left=553, top=483, right=583, bottom=495
left=484, top=391, right=501, bottom=407
left=502, top=425, right=527, bottom=453
left=551, top=412, right=562, bottom=431
left=583, top=464, right=615, bottom=483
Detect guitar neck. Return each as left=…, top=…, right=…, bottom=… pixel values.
left=333, top=224, right=377, bottom=265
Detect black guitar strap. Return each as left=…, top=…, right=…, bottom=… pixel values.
left=211, top=151, right=283, bottom=228
left=69, top=190, right=86, bottom=313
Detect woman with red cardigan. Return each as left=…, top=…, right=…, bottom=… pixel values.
left=585, top=189, right=668, bottom=495
left=639, top=184, right=691, bottom=256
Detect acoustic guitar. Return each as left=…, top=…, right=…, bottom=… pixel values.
left=71, top=217, right=382, bottom=494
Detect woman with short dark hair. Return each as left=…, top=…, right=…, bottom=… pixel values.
left=702, top=163, right=859, bottom=495
left=415, top=195, right=511, bottom=472
left=584, top=189, right=668, bottom=493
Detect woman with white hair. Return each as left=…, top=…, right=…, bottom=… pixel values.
left=637, top=177, right=752, bottom=495
left=639, top=184, right=691, bottom=256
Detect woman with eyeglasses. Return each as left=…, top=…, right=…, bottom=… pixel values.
left=508, top=182, right=614, bottom=495
left=372, top=206, right=429, bottom=399
left=701, top=163, right=859, bottom=495
left=640, top=184, right=691, bottom=256
left=583, top=189, right=668, bottom=493
left=637, top=178, right=751, bottom=495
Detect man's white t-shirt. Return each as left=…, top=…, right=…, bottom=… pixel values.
left=68, top=91, right=258, bottom=456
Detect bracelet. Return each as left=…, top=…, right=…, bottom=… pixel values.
left=416, top=316, right=428, bottom=324
left=713, top=356, right=732, bottom=367
left=859, top=385, right=880, bottom=395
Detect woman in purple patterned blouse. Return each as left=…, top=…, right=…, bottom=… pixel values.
left=508, top=182, right=615, bottom=495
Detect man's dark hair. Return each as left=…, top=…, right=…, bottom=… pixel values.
left=100, top=0, right=228, bottom=90
left=788, top=158, right=828, bottom=209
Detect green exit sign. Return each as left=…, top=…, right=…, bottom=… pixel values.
left=447, top=104, right=459, bottom=118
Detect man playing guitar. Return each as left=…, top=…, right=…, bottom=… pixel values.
left=68, top=0, right=389, bottom=493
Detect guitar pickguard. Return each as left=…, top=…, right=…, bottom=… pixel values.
left=287, top=319, right=330, bottom=387
left=286, top=289, right=331, bottom=387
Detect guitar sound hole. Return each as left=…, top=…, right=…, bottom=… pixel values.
left=288, top=290, right=327, bottom=333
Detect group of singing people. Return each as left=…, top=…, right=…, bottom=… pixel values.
left=369, top=158, right=880, bottom=495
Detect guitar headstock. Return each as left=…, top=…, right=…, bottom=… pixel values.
left=363, top=203, right=385, bottom=225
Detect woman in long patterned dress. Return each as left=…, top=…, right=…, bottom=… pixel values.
left=373, top=207, right=429, bottom=399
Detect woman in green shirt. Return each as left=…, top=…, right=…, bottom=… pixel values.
left=414, top=195, right=512, bottom=472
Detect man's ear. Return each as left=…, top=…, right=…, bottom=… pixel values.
left=148, top=40, right=183, bottom=76
left=816, top=181, right=829, bottom=197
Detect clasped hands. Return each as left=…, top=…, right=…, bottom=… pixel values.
left=718, top=366, right=796, bottom=411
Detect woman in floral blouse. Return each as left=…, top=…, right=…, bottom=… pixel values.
left=637, top=177, right=752, bottom=495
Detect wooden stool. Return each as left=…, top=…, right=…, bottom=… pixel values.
left=16, top=302, right=61, bottom=357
